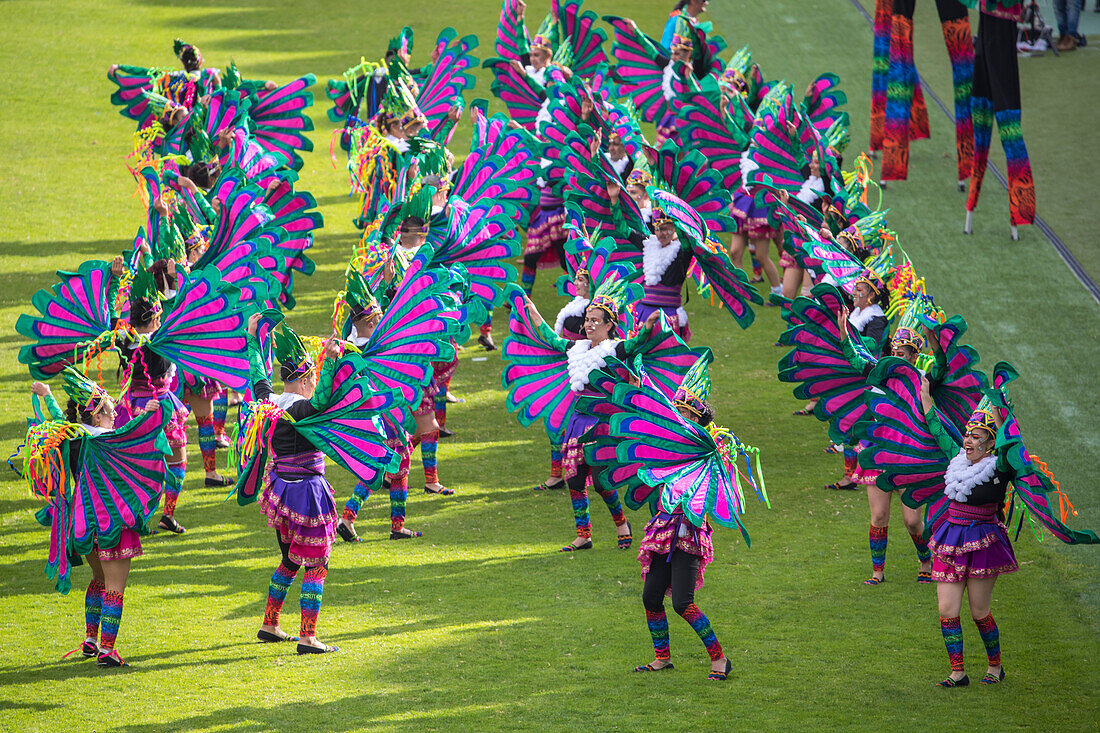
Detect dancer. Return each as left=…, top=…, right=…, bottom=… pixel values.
left=580, top=354, right=767, bottom=680
left=24, top=369, right=171, bottom=667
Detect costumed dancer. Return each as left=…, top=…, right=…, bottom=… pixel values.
left=503, top=274, right=699, bottom=552
left=22, top=368, right=172, bottom=667
left=860, top=361, right=1098, bottom=685
left=238, top=313, right=399, bottom=652
left=334, top=250, right=462, bottom=542
left=579, top=353, right=767, bottom=680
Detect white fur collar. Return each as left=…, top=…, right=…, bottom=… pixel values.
left=661, top=63, right=678, bottom=102
left=740, top=157, right=760, bottom=189
left=81, top=424, right=111, bottom=437
left=643, top=234, right=680, bottom=285
left=611, top=156, right=630, bottom=175
left=554, top=296, right=590, bottom=336
left=272, top=392, right=307, bottom=410
left=943, top=450, right=998, bottom=502
left=640, top=202, right=653, bottom=223
left=348, top=324, right=370, bottom=348
left=566, top=339, right=619, bottom=392
left=796, top=175, right=825, bottom=204
left=848, top=303, right=884, bottom=332
left=384, top=135, right=409, bottom=153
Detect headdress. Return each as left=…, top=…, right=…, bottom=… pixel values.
left=380, top=184, right=437, bottom=241
left=588, top=272, right=639, bottom=322
left=173, top=38, right=195, bottom=58
left=340, top=267, right=383, bottom=339
left=626, top=155, right=654, bottom=187
left=651, top=203, right=676, bottom=228
left=853, top=245, right=894, bottom=296
left=272, top=323, right=313, bottom=382
left=823, top=116, right=850, bottom=156
left=379, top=76, right=426, bottom=133
left=61, top=366, right=111, bottom=413
left=409, top=138, right=451, bottom=192
left=386, top=26, right=414, bottom=59
left=838, top=209, right=892, bottom=254
left=531, top=13, right=557, bottom=52
left=891, top=298, right=932, bottom=352
left=129, top=264, right=162, bottom=315
left=965, top=395, right=998, bottom=438
left=720, top=46, right=751, bottom=89
left=673, top=353, right=712, bottom=420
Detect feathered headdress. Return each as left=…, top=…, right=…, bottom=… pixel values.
left=966, top=394, right=998, bottom=438
left=381, top=184, right=437, bottom=241
left=409, top=138, right=451, bottom=191
left=173, top=38, right=194, bottom=58
left=626, top=155, right=654, bottom=187
left=129, top=265, right=162, bottom=314
left=674, top=352, right=713, bottom=420
left=340, top=266, right=383, bottom=339
left=838, top=209, right=891, bottom=254
left=891, top=297, right=933, bottom=352
left=61, top=366, right=111, bottom=413
left=380, top=76, right=426, bottom=133
left=854, top=245, right=895, bottom=296
left=720, top=45, right=751, bottom=90
left=531, top=12, right=558, bottom=52
left=272, top=323, right=312, bottom=382
left=588, top=270, right=643, bottom=324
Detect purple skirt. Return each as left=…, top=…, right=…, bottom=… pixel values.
left=634, top=302, right=691, bottom=342
left=117, top=390, right=188, bottom=448
left=731, top=190, right=777, bottom=239
left=261, top=454, right=336, bottom=567
left=526, top=200, right=566, bottom=257
left=929, top=503, right=1019, bottom=583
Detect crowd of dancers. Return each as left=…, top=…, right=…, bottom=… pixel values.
left=13, top=0, right=1095, bottom=685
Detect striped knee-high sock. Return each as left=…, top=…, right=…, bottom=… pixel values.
left=910, top=531, right=932, bottom=563
left=870, top=524, right=889, bottom=572
left=390, top=476, right=409, bottom=532
left=433, top=393, right=448, bottom=430
left=549, top=443, right=563, bottom=481
left=996, top=109, right=1035, bottom=226
left=196, top=414, right=217, bottom=473
left=966, top=96, right=994, bottom=214
left=165, top=462, right=186, bottom=515
left=569, top=486, right=591, bottom=538
left=299, top=565, right=327, bottom=637
left=940, top=14, right=975, bottom=180
left=521, top=265, right=536, bottom=295
left=869, top=0, right=892, bottom=150
left=974, top=614, right=1000, bottom=666
left=212, top=391, right=229, bottom=437
left=646, top=609, right=671, bottom=660
left=679, top=604, right=723, bottom=661
left=595, top=486, right=626, bottom=526
left=421, top=431, right=439, bottom=485
left=263, top=562, right=299, bottom=627
left=940, top=616, right=965, bottom=671
left=99, top=591, right=124, bottom=651
left=343, top=480, right=373, bottom=522
left=85, top=578, right=105, bottom=641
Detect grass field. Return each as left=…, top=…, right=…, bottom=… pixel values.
left=1, top=1, right=1097, bottom=731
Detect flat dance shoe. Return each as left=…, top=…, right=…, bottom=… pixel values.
left=708, top=658, right=732, bottom=681
left=937, top=674, right=969, bottom=687
left=336, top=523, right=361, bottom=543
left=204, top=475, right=233, bottom=487
left=980, top=669, right=1005, bottom=685
left=634, top=662, right=674, bottom=672
left=917, top=570, right=933, bottom=584
left=157, top=514, right=186, bottom=534
left=424, top=484, right=454, bottom=496
left=97, top=650, right=128, bottom=668
left=559, top=540, right=592, bottom=552
left=532, top=479, right=565, bottom=491
left=617, top=522, right=633, bottom=550
left=257, top=629, right=299, bottom=643
left=297, top=643, right=339, bottom=655
left=863, top=576, right=885, bottom=586
left=390, top=529, right=423, bottom=540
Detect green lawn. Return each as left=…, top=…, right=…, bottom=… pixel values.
left=1, top=1, right=1097, bottom=731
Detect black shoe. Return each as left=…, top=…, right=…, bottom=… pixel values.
left=81, top=640, right=100, bottom=658
left=257, top=629, right=299, bottom=643
left=937, top=674, right=970, bottom=687
left=390, top=529, right=423, bottom=540
left=478, top=334, right=497, bottom=351
left=204, top=475, right=233, bottom=487
left=158, top=514, right=186, bottom=534
left=438, top=426, right=455, bottom=439
left=335, top=522, right=360, bottom=543
left=559, top=540, right=593, bottom=552
left=296, top=643, right=339, bottom=655
left=708, top=658, right=733, bottom=681
left=97, top=650, right=128, bottom=667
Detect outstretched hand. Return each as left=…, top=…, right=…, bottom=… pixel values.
left=247, top=312, right=261, bottom=337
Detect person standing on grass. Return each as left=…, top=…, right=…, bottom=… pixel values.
left=25, top=370, right=173, bottom=668
left=579, top=354, right=767, bottom=681
left=860, top=359, right=1098, bottom=686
